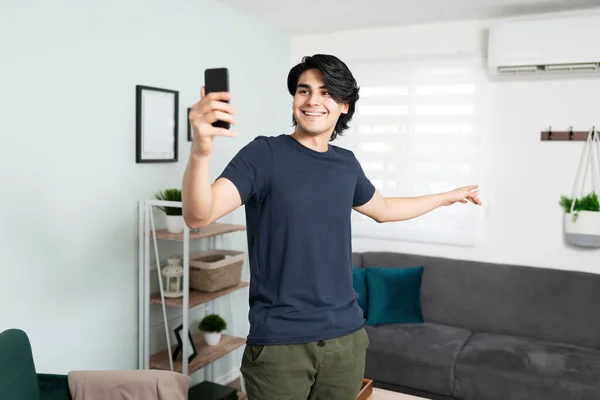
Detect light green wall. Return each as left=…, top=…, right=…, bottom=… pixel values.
left=0, top=0, right=291, bottom=380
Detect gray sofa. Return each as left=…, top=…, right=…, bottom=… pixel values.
left=353, top=251, right=600, bottom=400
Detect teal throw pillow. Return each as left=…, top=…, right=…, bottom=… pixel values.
left=352, top=267, right=368, bottom=319
left=365, top=266, right=424, bottom=326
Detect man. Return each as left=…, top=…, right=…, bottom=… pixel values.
left=182, top=54, right=482, bottom=400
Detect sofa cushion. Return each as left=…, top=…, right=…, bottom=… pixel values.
left=365, top=322, right=471, bottom=397
left=365, top=266, right=424, bottom=326
left=455, top=333, right=600, bottom=400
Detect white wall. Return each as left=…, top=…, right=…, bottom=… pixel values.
left=0, top=0, right=291, bottom=382
left=291, top=10, right=600, bottom=274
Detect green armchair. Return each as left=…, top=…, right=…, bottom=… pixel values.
left=0, top=328, right=71, bottom=400
left=0, top=328, right=237, bottom=400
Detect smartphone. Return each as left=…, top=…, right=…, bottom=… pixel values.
left=204, top=67, right=230, bottom=129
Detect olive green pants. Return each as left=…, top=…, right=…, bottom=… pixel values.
left=240, top=328, right=369, bottom=400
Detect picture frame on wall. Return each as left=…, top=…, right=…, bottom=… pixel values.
left=135, top=85, right=179, bottom=163
left=171, top=324, right=197, bottom=362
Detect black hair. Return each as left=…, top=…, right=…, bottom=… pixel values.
left=287, top=54, right=360, bottom=141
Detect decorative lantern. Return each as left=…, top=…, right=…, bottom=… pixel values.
left=162, top=256, right=183, bottom=298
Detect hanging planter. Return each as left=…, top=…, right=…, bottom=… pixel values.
left=560, top=129, right=600, bottom=248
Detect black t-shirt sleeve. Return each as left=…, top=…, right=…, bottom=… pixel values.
left=218, top=136, right=272, bottom=205
left=353, top=157, right=376, bottom=207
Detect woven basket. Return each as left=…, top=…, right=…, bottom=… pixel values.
left=189, top=249, right=244, bottom=293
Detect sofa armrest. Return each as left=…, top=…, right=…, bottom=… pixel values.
left=37, top=373, right=72, bottom=400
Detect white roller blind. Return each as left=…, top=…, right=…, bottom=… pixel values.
left=337, top=57, right=488, bottom=246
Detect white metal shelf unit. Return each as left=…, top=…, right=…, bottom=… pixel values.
left=139, top=199, right=191, bottom=374
left=138, top=199, right=247, bottom=382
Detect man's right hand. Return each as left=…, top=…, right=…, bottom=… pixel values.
left=188, top=87, right=238, bottom=157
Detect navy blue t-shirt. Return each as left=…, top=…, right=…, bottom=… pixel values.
left=218, top=134, right=376, bottom=345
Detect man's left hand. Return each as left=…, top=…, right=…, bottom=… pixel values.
left=442, top=185, right=482, bottom=206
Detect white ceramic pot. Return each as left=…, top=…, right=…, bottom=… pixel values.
left=564, top=210, right=600, bottom=247
left=166, top=215, right=185, bottom=233
left=203, top=332, right=221, bottom=346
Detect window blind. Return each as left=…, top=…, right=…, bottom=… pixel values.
left=337, top=57, right=488, bottom=246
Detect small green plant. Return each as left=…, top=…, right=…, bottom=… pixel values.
left=154, top=188, right=182, bottom=216
left=199, top=314, right=227, bottom=333
left=559, top=191, right=599, bottom=222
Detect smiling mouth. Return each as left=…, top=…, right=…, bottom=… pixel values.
left=301, top=110, right=327, bottom=117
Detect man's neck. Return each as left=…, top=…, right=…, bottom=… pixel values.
left=290, top=129, right=331, bottom=153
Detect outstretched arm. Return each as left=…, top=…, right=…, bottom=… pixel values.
left=354, top=185, right=481, bottom=223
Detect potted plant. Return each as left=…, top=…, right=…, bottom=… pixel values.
left=560, top=191, right=600, bottom=222
left=559, top=191, right=600, bottom=247
left=198, top=314, right=227, bottom=346
left=154, top=188, right=184, bottom=233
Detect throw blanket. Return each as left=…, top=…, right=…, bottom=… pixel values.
left=68, top=370, right=191, bottom=400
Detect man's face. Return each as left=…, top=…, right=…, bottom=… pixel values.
left=292, top=69, right=349, bottom=137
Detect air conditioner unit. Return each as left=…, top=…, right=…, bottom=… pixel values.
left=487, top=14, right=600, bottom=77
